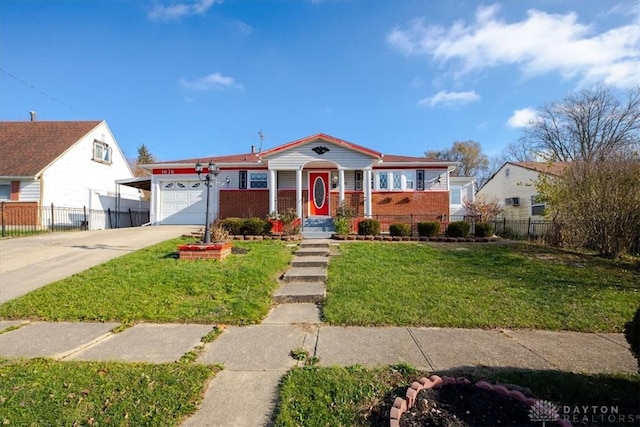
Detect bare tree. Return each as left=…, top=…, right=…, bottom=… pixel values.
left=536, top=151, right=640, bottom=259
left=523, top=85, right=640, bottom=162
left=426, top=140, right=489, bottom=177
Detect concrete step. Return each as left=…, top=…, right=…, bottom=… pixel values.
left=295, top=247, right=330, bottom=257
left=291, top=256, right=329, bottom=268
left=300, top=240, right=331, bottom=248
left=263, top=303, right=322, bottom=323
left=273, top=283, right=326, bottom=303
left=282, top=267, right=327, bottom=283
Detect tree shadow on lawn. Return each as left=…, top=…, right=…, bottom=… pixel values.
left=368, top=365, right=640, bottom=427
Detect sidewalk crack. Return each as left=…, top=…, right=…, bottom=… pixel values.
left=406, top=327, right=435, bottom=371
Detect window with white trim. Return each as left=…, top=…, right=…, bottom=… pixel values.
left=249, top=172, right=268, bottom=189
left=375, top=171, right=417, bottom=191
left=0, top=184, right=9, bottom=200
left=531, top=194, right=545, bottom=216
left=93, top=140, right=112, bottom=164
left=450, top=187, right=462, bottom=205
left=379, top=173, right=388, bottom=189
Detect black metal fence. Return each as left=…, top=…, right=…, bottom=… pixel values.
left=1, top=202, right=150, bottom=238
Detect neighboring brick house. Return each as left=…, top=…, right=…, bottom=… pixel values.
left=0, top=119, right=146, bottom=227
left=477, top=161, right=568, bottom=220
left=145, top=133, right=474, bottom=226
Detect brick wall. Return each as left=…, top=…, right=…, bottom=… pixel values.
left=219, top=190, right=308, bottom=219
left=220, top=190, right=449, bottom=221
left=0, top=202, right=39, bottom=226
left=372, top=192, right=449, bottom=217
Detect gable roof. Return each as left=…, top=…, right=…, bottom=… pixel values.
left=259, top=133, right=383, bottom=159
left=512, top=161, right=569, bottom=177
left=0, top=121, right=102, bottom=177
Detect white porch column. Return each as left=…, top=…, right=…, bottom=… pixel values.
left=364, top=169, right=372, bottom=217
left=296, top=168, right=303, bottom=219
left=338, top=168, right=345, bottom=207
left=268, top=169, right=277, bottom=214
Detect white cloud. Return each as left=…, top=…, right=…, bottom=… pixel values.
left=235, top=20, right=253, bottom=35
left=507, top=107, right=538, bottom=128
left=418, top=90, right=480, bottom=107
left=179, top=72, right=242, bottom=90
left=149, top=0, right=219, bottom=21
left=388, top=3, right=640, bottom=88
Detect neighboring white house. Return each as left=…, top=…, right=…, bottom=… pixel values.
left=477, top=162, right=567, bottom=220
left=0, top=119, right=147, bottom=228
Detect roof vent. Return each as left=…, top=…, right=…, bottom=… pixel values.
left=30, top=111, right=37, bottom=122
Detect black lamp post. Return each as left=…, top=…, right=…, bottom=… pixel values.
left=195, top=160, right=220, bottom=244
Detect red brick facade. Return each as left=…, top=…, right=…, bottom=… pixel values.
left=218, top=189, right=449, bottom=221
left=0, top=201, right=39, bottom=226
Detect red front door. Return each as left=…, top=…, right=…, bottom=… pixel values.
left=309, top=172, right=329, bottom=216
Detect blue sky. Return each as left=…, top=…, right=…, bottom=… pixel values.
left=2, top=0, right=639, bottom=162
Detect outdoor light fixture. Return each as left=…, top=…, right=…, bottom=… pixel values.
left=225, top=176, right=231, bottom=186
left=195, top=160, right=220, bottom=244
left=436, top=176, right=441, bottom=184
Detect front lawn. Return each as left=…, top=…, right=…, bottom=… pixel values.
left=273, top=365, right=640, bottom=427
left=324, top=242, right=640, bottom=332
left=0, top=239, right=294, bottom=324
left=0, top=358, right=215, bottom=426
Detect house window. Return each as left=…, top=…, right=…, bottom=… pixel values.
left=392, top=173, right=402, bottom=190
left=531, top=195, right=545, bottom=216
left=93, top=140, right=112, bottom=164
left=0, top=184, right=9, bottom=200
left=239, top=171, right=247, bottom=189
left=450, top=187, right=462, bottom=205
left=354, top=170, right=363, bottom=191
left=405, top=172, right=414, bottom=190
left=376, top=171, right=418, bottom=191
left=416, top=170, right=425, bottom=191
left=379, top=173, right=388, bottom=190
left=505, top=197, right=520, bottom=206
left=249, top=172, right=268, bottom=189
left=505, top=168, right=510, bottom=178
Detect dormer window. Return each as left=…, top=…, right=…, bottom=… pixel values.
left=93, top=140, right=112, bottom=164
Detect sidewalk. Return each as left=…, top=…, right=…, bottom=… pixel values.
left=0, top=319, right=636, bottom=426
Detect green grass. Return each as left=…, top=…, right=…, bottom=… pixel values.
left=0, top=358, right=216, bottom=426
left=324, top=242, right=640, bottom=332
left=0, top=238, right=294, bottom=324
left=273, top=365, right=640, bottom=427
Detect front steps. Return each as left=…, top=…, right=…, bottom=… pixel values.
left=302, top=217, right=335, bottom=239
left=272, top=240, right=330, bottom=307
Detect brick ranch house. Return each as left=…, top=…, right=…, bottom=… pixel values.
left=143, top=133, right=474, bottom=230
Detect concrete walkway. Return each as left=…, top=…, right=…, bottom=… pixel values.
left=0, top=237, right=636, bottom=427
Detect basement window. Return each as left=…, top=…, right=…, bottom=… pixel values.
left=93, top=140, right=112, bottom=164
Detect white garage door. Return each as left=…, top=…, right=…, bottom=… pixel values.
left=159, top=181, right=212, bottom=225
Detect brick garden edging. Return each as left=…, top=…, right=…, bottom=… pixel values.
left=178, top=242, right=233, bottom=260
left=390, top=375, right=572, bottom=427
left=332, top=234, right=498, bottom=242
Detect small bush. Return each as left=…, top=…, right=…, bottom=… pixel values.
left=241, top=217, right=268, bottom=235
left=220, top=217, right=244, bottom=235
left=417, top=221, right=440, bottom=237
left=279, top=208, right=300, bottom=236
left=474, top=222, right=493, bottom=237
left=357, top=219, right=380, bottom=236
left=446, top=221, right=471, bottom=238
left=333, top=217, right=351, bottom=235
left=624, top=306, right=640, bottom=373
left=389, top=223, right=411, bottom=237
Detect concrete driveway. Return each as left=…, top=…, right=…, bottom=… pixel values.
left=0, top=225, right=199, bottom=304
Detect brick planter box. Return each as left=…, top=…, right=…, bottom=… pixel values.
left=178, top=242, right=232, bottom=261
